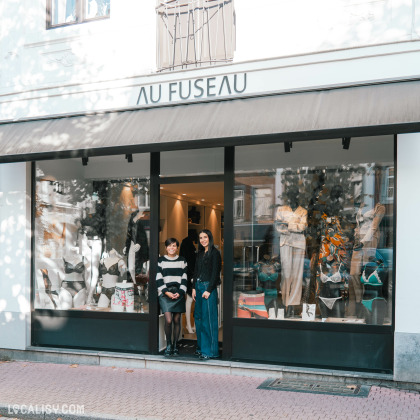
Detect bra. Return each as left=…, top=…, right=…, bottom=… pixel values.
left=319, top=264, right=342, bottom=283
left=258, top=271, right=278, bottom=282
left=361, top=263, right=383, bottom=286
left=99, top=262, right=120, bottom=276
left=63, top=257, right=85, bottom=274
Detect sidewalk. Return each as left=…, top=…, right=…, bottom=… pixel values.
left=0, top=360, right=419, bottom=420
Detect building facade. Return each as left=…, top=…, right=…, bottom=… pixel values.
left=0, top=0, right=419, bottom=382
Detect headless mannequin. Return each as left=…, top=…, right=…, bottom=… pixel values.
left=348, top=202, right=385, bottom=317
left=124, top=209, right=149, bottom=295
left=111, top=280, right=135, bottom=312
left=97, top=249, right=126, bottom=308
left=359, top=260, right=387, bottom=325
left=86, top=237, right=102, bottom=304
left=276, top=186, right=307, bottom=318
left=317, top=186, right=348, bottom=320
left=255, top=255, right=281, bottom=319
left=39, top=269, right=60, bottom=309
left=317, top=262, right=345, bottom=320
left=59, top=247, right=88, bottom=309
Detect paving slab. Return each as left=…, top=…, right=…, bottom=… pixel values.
left=0, top=361, right=418, bottom=420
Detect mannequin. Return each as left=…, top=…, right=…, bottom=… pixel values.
left=97, top=249, right=126, bottom=308
left=59, top=247, right=88, bottom=309
left=111, top=280, right=135, bottom=312
left=348, top=202, right=385, bottom=316
left=180, top=229, right=198, bottom=333
left=75, top=211, right=103, bottom=305
left=359, top=259, right=387, bottom=325
left=124, top=209, right=149, bottom=294
left=39, top=269, right=60, bottom=309
left=86, top=237, right=102, bottom=304
left=318, top=185, right=348, bottom=265
left=317, top=261, right=345, bottom=320
left=254, top=255, right=281, bottom=319
left=316, top=185, right=349, bottom=320
left=275, top=186, right=307, bottom=318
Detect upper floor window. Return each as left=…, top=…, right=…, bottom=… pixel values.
left=156, top=0, right=236, bottom=72
left=47, top=0, right=110, bottom=28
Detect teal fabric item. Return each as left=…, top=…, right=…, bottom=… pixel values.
left=361, top=297, right=386, bottom=313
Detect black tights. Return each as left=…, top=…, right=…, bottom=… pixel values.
left=164, top=312, right=181, bottom=344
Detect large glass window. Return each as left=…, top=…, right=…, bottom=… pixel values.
left=233, top=136, right=394, bottom=325
left=34, top=154, right=150, bottom=313
left=47, top=0, right=110, bottom=27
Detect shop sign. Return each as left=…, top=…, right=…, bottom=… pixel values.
left=136, top=73, right=247, bottom=106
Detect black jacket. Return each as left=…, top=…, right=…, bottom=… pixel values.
left=193, top=247, right=222, bottom=294
left=180, top=237, right=197, bottom=295
left=125, top=211, right=149, bottom=273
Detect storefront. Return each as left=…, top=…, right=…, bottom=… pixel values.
left=1, top=74, right=412, bottom=373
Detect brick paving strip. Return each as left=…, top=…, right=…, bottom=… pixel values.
left=0, top=361, right=419, bottom=420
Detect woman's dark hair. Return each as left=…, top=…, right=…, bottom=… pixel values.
left=198, top=229, right=214, bottom=253
left=165, top=237, right=179, bottom=247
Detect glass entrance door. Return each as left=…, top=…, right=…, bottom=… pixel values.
left=158, top=181, right=224, bottom=356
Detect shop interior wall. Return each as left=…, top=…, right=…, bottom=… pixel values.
left=0, top=162, right=31, bottom=350
left=395, top=133, right=420, bottom=383
left=159, top=194, right=222, bottom=255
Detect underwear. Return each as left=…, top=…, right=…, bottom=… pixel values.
left=63, top=257, right=85, bottom=274
left=101, top=286, right=116, bottom=300
left=61, top=281, right=86, bottom=297
left=319, top=296, right=342, bottom=310
left=319, top=263, right=342, bottom=283
left=237, top=293, right=268, bottom=318
left=112, top=286, right=134, bottom=310
left=99, top=262, right=120, bottom=277
left=257, top=287, right=278, bottom=307
left=361, top=297, right=386, bottom=313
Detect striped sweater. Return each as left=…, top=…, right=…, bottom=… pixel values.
left=156, top=255, right=188, bottom=296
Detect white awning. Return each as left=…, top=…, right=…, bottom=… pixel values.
left=0, top=80, right=419, bottom=162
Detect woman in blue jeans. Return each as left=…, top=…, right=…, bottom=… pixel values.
left=192, top=229, right=222, bottom=360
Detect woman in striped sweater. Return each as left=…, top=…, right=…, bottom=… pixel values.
left=157, top=238, right=188, bottom=357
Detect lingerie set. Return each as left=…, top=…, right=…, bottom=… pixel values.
left=62, top=257, right=86, bottom=296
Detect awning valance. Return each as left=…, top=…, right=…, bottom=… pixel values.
left=1, top=79, right=420, bottom=162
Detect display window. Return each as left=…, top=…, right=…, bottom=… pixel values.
left=233, top=136, right=394, bottom=325
left=34, top=154, right=150, bottom=313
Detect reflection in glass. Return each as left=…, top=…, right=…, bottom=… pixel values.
left=51, top=0, right=77, bottom=25
left=34, top=156, right=150, bottom=313
left=85, top=0, right=110, bottom=19
left=233, top=137, right=394, bottom=325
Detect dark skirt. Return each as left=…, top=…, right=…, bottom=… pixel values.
left=159, top=293, right=186, bottom=313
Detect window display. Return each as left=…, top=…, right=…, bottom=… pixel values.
left=233, top=137, right=394, bottom=325
left=34, top=154, right=150, bottom=313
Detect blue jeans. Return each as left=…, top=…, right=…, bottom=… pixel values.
left=194, top=281, right=219, bottom=357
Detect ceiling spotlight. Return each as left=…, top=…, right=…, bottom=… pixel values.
left=342, top=137, right=351, bottom=150
left=182, top=193, right=186, bottom=196
left=125, top=154, right=133, bottom=163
